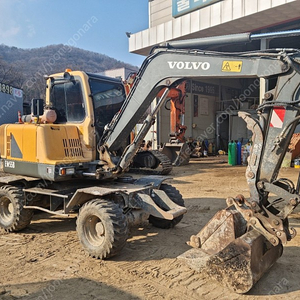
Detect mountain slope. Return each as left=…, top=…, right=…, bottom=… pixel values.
left=0, top=44, right=138, bottom=101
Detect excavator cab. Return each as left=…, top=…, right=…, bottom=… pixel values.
left=48, top=71, right=126, bottom=134
left=46, top=71, right=128, bottom=160
left=46, top=71, right=173, bottom=175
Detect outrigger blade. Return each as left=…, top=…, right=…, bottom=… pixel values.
left=160, top=142, right=191, bottom=166
left=179, top=204, right=283, bottom=293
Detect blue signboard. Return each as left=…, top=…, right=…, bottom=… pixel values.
left=172, top=0, right=223, bottom=17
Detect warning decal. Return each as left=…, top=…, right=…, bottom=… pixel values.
left=270, top=107, right=285, bottom=128
left=222, top=61, right=243, bottom=72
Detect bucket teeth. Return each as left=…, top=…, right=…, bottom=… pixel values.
left=188, top=235, right=201, bottom=248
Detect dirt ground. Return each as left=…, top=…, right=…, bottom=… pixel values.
left=1, top=157, right=300, bottom=300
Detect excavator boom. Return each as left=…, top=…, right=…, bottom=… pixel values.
left=103, top=50, right=284, bottom=152
left=101, top=46, right=294, bottom=175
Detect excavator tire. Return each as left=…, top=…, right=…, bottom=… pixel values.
left=149, top=183, right=185, bottom=229
left=130, top=150, right=173, bottom=175
left=0, top=185, right=33, bottom=232
left=76, top=199, right=129, bottom=259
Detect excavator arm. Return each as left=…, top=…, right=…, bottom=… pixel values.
left=98, top=31, right=300, bottom=293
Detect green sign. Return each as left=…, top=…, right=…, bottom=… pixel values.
left=172, top=0, right=223, bottom=18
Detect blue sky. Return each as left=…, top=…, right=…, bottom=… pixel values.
left=0, top=0, right=149, bottom=67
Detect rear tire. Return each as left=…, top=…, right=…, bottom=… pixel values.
left=76, top=199, right=128, bottom=259
left=0, top=185, right=33, bottom=232
left=149, top=184, right=185, bottom=229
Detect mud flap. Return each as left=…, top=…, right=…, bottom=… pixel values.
left=160, top=142, right=190, bottom=166
left=179, top=207, right=283, bottom=293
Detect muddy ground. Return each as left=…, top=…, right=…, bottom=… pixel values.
left=0, top=157, right=300, bottom=299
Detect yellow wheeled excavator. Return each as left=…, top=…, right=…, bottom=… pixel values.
left=0, top=29, right=300, bottom=293
left=0, top=70, right=187, bottom=260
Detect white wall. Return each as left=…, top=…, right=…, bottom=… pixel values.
left=130, top=0, right=300, bottom=55
left=149, top=0, right=172, bottom=27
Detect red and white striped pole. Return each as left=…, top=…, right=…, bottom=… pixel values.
left=18, top=111, right=23, bottom=124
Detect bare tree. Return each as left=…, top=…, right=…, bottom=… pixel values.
left=0, top=58, right=24, bottom=88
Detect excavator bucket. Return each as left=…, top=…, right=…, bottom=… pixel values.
left=179, top=204, right=283, bottom=293
left=160, top=142, right=191, bottom=166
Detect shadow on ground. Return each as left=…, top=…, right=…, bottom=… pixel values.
left=0, top=278, right=140, bottom=300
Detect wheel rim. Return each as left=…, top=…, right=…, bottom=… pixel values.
left=83, top=215, right=105, bottom=247
left=0, top=196, right=14, bottom=224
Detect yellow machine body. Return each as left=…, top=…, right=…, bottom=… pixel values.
left=0, top=70, right=128, bottom=181
left=0, top=123, right=92, bottom=181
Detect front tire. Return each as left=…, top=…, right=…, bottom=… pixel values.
left=149, top=184, right=185, bottom=229
left=76, top=199, right=128, bottom=259
left=0, top=185, right=33, bottom=232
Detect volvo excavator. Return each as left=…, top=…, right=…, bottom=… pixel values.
left=0, top=29, right=300, bottom=293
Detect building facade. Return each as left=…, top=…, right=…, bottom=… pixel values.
left=129, top=0, right=300, bottom=151
left=0, top=83, right=23, bottom=124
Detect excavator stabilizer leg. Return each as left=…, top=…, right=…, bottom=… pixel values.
left=160, top=142, right=191, bottom=166
left=179, top=204, right=283, bottom=293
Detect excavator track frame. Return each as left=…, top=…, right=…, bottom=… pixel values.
left=130, top=150, right=173, bottom=175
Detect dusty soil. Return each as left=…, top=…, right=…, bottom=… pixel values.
left=1, top=157, right=300, bottom=299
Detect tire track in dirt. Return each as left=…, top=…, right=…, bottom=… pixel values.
left=0, top=223, right=233, bottom=299
left=92, top=258, right=224, bottom=299
left=2, top=162, right=300, bottom=299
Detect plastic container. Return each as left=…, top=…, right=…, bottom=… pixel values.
left=294, top=159, right=300, bottom=168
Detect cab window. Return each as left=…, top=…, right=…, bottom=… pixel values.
left=51, top=81, right=85, bottom=122
left=89, top=79, right=125, bottom=135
